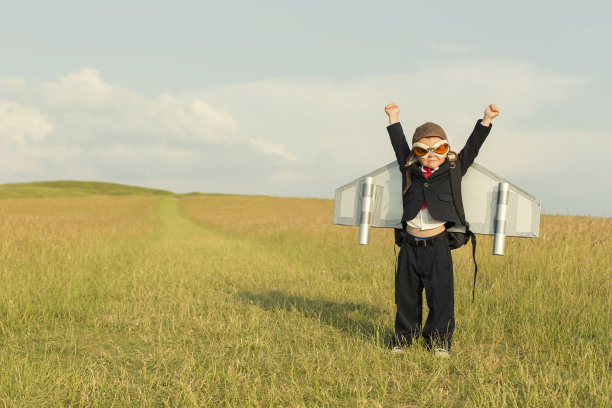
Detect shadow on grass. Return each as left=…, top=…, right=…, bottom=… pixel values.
left=235, top=290, right=393, bottom=344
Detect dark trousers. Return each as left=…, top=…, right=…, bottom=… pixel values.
left=394, top=232, right=455, bottom=350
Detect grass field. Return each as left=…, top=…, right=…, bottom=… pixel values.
left=0, top=182, right=610, bottom=407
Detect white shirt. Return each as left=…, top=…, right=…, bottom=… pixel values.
left=405, top=166, right=446, bottom=231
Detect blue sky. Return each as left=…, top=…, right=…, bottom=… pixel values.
left=1, top=0, right=610, bottom=215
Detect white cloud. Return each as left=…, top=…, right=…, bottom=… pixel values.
left=0, top=68, right=299, bottom=185
left=197, top=59, right=586, bottom=179
left=0, top=101, right=65, bottom=173
left=0, top=101, right=54, bottom=143
left=149, top=94, right=239, bottom=143
left=54, top=67, right=112, bottom=98
left=249, top=137, right=297, bottom=161
left=0, top=69, right=242, bottom=147
left=188, top=60, right=607, bottom=214
left=1, top=63, right=606, bottom=215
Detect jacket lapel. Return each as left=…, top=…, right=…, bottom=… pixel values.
left=411, top=160, right=451, bottom=180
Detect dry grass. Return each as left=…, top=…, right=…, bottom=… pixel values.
left=1, top=192, right=610, bottom=407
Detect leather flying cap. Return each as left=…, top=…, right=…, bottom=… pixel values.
left=412, top=122, right=447, bottom=144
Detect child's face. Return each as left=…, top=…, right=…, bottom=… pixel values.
left=417, top=137, right=448, bottom=169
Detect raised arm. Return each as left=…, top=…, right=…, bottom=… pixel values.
left=385, top=103, right=410, bottom=169
left=458, top=104, right=500, bottom=174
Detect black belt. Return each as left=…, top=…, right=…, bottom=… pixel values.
left=400, top=231, right=446, bottom=247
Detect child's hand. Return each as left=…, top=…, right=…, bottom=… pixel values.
left=484, top=104, right=500, bottom=120
left=482, top=104, right=500, bottom=127
left=385, top=103, right=400, bottom=124
left=385, top=103, right=400, bottom=116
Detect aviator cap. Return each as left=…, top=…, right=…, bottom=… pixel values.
left=412, top=122, right=447, bottom=144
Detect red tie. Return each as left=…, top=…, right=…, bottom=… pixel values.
left=420, top=167, right=434, bottom=210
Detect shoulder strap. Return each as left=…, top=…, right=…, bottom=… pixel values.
left=449, top=160, right=479, bottom=303
left=449, top=160, right=467, bottom=226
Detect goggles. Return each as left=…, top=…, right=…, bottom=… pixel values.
left=412, top=140, right=450, bottom=158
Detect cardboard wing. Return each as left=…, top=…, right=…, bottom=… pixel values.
left=333, top=161, right=541, bottom=253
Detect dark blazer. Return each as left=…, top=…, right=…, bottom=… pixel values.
left=387, top=119, right=492, bottom=226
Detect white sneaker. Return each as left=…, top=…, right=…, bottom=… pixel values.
left=391, top=346, right=405, bottom=354
left=434, top=348, right=450, bottom=358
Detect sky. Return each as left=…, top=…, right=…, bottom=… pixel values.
left=1, top=0, right=610, bottom=216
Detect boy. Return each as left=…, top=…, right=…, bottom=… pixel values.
left=384, top=102, right=500, bottom=356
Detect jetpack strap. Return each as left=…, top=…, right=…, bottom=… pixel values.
left=469, top=230, right=478, bottom=303
left=393, top=243, right=398, bottom=304
left=449, top=160, right=479, bottom=303
left=449, top=160, right=467, bottom=225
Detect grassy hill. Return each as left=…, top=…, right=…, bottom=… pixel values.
left=0, top=180, right=175, bottom=198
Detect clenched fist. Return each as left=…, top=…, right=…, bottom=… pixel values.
left=482, top=104, right=500, bottom=127
left=385, top=103, right=400, bottom=116
left=385, top=103, right=400, bottom=124
left=484, top=104, right=500, bottom=120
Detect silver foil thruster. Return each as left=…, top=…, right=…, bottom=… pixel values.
left=493, top=182, right=510, bottom=255
left=358, top=177, right=375, bottom=245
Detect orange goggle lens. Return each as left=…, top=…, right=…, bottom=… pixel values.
left=413, top=142, right=449, bottom=157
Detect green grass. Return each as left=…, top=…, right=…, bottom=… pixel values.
left=0, top=188, right=610, bottom=407
left=0, top=180, right=174, bottom=199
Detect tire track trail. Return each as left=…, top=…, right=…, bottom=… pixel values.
left=146, top=196, right=295, bottom=297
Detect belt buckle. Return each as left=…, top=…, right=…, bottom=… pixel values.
left=416, top=238, right=427, bottom=247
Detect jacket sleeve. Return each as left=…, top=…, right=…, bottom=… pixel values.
left=387, top=122, right=410, bottom=171
left=458, top=119, right=492, bottom=176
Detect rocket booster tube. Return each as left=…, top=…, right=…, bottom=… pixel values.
left=493, top=182, right=510, bottom=255
left=358, top=177, right=374, bottom=245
